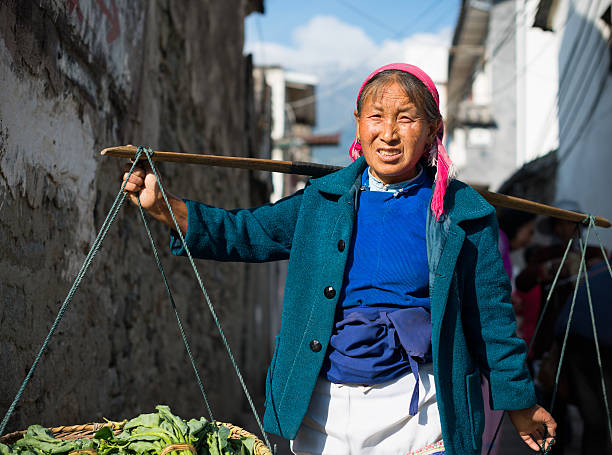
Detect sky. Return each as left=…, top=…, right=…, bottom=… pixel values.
left=244, top=0, right=461, bottom=166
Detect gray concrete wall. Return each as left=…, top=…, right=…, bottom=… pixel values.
left=0, top=0, right=273, bottom=434
left=555, top=1, right=612, bottom=248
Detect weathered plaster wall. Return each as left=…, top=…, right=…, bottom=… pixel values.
left=0, top=0, right=271, bottom=433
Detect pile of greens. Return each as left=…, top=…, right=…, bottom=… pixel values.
left=0, top=406, right=256, bottom=455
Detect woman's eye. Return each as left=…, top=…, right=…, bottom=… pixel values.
left=399, top=116, right=414, bottom=122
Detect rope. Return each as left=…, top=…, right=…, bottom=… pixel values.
left=140, top=147, right=272, bottom=450
left=136, top=196, right=215, bottom=422
left=528, top=234, right=576, bottom=356
left=0, top=152, right=145, bottom=436
left=1, top=145, right=270, bottom=450
left=487, top=215, right=612, bottom=453
left=538, top=433, right=554, bottom=455
left=583, top=217, right=612, bottom=445
left=549, top=220, right=593, bottom=414
left=486, top=222, right=581, bottom=455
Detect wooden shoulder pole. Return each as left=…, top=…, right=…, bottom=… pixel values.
left=474, top=189, right=610, bottom=228
left=101, top=145, right=341, bottom=178
left=102, top=145, right=611, bottom=228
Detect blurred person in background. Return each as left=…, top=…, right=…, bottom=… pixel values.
left=554, top=253, right=612, bottom=454
left=515, top=201, right=607, bottom=454
left=516, top=201, right=606, bottom=360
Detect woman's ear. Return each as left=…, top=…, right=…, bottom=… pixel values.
left=428, top=120, right=440, bottom=143
left=354, top=109, right=360, bottom=140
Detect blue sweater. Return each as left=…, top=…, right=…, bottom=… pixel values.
left=338, top=167, right=432, bottom=311
left=322, top=168, right=433, bottom=414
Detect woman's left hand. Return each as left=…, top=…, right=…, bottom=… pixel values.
left=507, top=404, right=556, bottom=452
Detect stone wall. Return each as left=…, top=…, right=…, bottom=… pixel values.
left=0, top=0, right=273, bottom=434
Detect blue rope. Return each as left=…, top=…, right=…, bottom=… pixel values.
left=486, top=214, right=612, bottom=453
left=528, top=235, right=575, bottom=356
left=486, top=223, right=579, bottom=455
left=1, top=146, right=270, bottom=451
left=141, top=148, right=271, bottom=450
left=582, top=217, right=612, bottom=446
left=136, top=196, right=215, bottom=423
left=0, top=152, right=144, bottom=436
left=549, top=220, right=593, bottom=414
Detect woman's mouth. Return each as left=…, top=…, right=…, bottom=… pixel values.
left=377, top=149, right=402, bottom=160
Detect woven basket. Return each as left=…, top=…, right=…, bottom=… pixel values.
left=0, top=421, right=272, bottom=455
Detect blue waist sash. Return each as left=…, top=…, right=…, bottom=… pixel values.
left=323, top=306, right=432, bottom=415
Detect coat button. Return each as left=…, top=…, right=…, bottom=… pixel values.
left=337, top=240, right=345, bottom=252
left=324, top=286, right=336, bottom=299
left=310, top=340, right=322, bottom=352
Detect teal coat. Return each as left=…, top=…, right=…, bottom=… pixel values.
left=170, top=157, right=536, bottom=455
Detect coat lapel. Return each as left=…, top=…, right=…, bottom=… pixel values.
left=426, top=180, right=495, bottom=339
left=429, top=222, right=465, bottom=338
left=309, top=156, right=367, bottom=197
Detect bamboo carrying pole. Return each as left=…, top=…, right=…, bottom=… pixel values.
left=102, top=145, right=611, bottom=228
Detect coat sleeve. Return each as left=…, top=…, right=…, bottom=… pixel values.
left=169, top=190, right=304, bottom=262
left=462, top=213, right=537, bottom=411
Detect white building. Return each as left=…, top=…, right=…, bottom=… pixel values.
left=253, top=66, right=318, bottom=201
left=538, top=0, right=612, bottom=247
left=447, top=0, right=612, bottom=246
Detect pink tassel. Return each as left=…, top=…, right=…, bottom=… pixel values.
left=431, top=136, right=451, bottom=221
left=349, top=133, right=362, bottom=161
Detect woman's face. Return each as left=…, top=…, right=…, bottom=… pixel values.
left=355, top=81, right=437, bottom=184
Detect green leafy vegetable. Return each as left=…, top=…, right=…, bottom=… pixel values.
left=1, top=406, right=258, bottom=455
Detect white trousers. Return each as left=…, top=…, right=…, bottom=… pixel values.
left=291, top=364, right=445, bottom=455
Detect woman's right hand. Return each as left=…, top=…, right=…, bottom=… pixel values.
left=121, top=161, right=188, bottom=234
left=122, top=161, right=165, bottom=214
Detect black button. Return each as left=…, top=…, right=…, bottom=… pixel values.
left=324, top=286, right=336, bottom=299
left=337, top=240, right=345, bottom=252
left=310, top=340, right=322, bottom=352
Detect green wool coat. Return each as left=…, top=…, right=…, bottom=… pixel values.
left=170, top=156, right=536, bottom=455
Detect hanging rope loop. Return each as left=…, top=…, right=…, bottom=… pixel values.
left=0, top=151, right=144, bottom=436
left=487, top=213, right=612, bottom=454
left=135, top=191, right=215, bottom=424
left=139, top=147, right=272, bottom=450
left=1, top=146, right=272, bottom=452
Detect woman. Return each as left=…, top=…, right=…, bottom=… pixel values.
left=122, top=63, right=556, bottom=455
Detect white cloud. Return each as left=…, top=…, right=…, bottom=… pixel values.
left=245, top=15, right=452, bottom=83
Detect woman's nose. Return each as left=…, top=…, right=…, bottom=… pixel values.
left=380, top=119, right=399, bottom=142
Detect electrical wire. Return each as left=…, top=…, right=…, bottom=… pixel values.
left=288, top=0, right=452, bottom=109
left=525, top=0, right=609, bottom=163
left=555, top=4, right=609, bottom=156
left=446, top=0, right=531, bottom=111
left=556, top=38, right=611, bottom=163
left=490, top=0, right=602, bottom=157
left=335, top=0, right=406, bottom=37
left=495, top=0, right=605, bottom=159
left=449, top=0, right=610, bottom=166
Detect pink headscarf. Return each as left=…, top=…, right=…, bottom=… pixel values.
left=349, top=63, right=453, bottom=221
